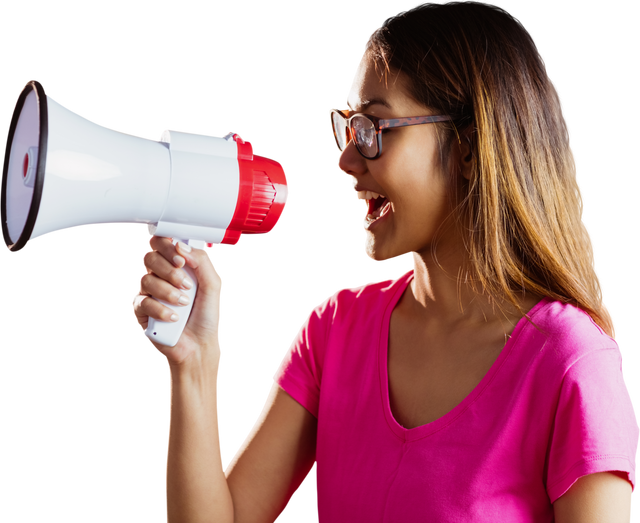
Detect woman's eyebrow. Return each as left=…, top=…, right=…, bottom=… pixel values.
left=347, top=98, right=392, bottom=111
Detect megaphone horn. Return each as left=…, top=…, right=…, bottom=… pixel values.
left=2, top=80, right=288, bottom=347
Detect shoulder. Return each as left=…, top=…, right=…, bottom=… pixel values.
left=315, top=270, right=414, bottom=323
left=521, top=298, right=618, bottom=369
left=516, top=300, right=634, bottom=408
left=528, top=299, right=610, bottom=339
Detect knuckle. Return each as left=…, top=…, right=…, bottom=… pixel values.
left=140, top=296, right=162, bottom=319
left=140, top=273, right=150, bottom=285
left=140, top=274, right=158, bottom=295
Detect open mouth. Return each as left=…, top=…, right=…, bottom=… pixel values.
left=366, top=196, right=390, bottom=218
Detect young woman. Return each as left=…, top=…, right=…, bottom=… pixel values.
left=133, top=2, right=638, bottom=521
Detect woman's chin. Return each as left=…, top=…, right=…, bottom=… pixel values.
left=365, top=236, right=403, bottom=261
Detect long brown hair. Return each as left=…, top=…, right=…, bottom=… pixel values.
left=367, top=1, right=613, bottom=336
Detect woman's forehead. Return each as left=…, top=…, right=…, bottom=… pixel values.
left=344, top=60, right=426, bottom=114
left=344, top=56, right=402, bottom=112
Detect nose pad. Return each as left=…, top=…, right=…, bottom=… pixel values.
left=344, top=125, right=354, bottom=149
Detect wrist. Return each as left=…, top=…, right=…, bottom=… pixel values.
left=168, top=341, right=221, bottom=385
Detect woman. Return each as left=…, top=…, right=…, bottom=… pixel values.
left=134, top=2, right=637, bottom=521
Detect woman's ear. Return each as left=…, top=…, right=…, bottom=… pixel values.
left=460, top=135, right=473, bottom=180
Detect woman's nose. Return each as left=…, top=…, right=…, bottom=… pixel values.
left=338, top=139, right=367, bottom=176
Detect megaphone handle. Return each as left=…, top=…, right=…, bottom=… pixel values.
left=144, top=238, right=202, bottom=347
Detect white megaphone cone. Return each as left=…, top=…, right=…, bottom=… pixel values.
left=2, top=80, right=287, bottom=347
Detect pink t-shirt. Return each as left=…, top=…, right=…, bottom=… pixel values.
left=275, top=271, right=638, bottom=522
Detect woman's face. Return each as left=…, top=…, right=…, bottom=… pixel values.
left=339, top=53, right=462, bottom=262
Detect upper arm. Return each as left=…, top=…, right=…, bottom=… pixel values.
left=225, top=383, right=317, bottom=523
left=553, top=471, right=632, bottom=523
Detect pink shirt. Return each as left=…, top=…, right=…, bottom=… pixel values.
left=275, top=271, right=638, bottom=522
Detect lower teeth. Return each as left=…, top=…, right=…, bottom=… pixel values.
left=365, top=200, right=391, bottom=224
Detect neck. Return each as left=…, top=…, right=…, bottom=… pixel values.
left=399, top=262, right=541, bottom=334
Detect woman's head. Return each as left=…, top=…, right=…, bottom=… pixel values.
left=361, top=1, right=612, bottom=335
left=338, top=54, right=469, bottom=264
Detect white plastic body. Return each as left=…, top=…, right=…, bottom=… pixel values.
left=20, top=95, right=242, bottom=347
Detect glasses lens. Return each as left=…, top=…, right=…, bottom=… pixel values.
left=331, top=112, right=378, bottom=158
left=352, top=115, right=377, bottom=158
left=332, top=112, right=347, bottom=151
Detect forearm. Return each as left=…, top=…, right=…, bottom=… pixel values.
left=167, top=344, right=233, bottom=523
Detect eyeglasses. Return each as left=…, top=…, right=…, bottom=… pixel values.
left=331, top=109, right=453, bottom=160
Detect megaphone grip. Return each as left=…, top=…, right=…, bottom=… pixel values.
left=144, top=239, right=201, bottom=347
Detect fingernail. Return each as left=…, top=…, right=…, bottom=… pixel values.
left=173, top=255, right=184, bottom=267
left=178, top=241, right=191, bottom=253
left=182, top=278, right=193, bottom=290
left=178, top=295, right=190, bottom=305
left=170, top=313, right=179, bottom=322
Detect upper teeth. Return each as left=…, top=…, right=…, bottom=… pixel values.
left=357, top=190, right=382, bottom=200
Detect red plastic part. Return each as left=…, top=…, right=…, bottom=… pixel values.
left=222, top=136, right=287, bottom=245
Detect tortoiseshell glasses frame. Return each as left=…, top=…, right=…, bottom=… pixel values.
left=331, top=109, right=453, bottom=160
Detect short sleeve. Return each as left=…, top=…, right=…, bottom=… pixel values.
left=274, top=299, right=333, bottom=418
left=546, top=346, right=639, bottom=502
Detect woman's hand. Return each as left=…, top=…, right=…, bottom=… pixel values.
left=131, top=236, right=224, bottom=367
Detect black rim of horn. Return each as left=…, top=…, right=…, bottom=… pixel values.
left=0, top=77, right=49, bottom=254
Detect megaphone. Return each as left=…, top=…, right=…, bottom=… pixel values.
left=2, top=80, right=287, bottom=347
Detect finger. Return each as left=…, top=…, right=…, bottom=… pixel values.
left=132, top=294, right=150, bottom=328
left=151, top=236, right=191, bottom=268
left=140, top=273, right=192, bottom=309
left=149, top=236, right=178, bottom=266
left=178, top=244, right=224, bottom=308
left=137, top=296, right=179, bottom=323
left=141, top=237, right=187, bottom=288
